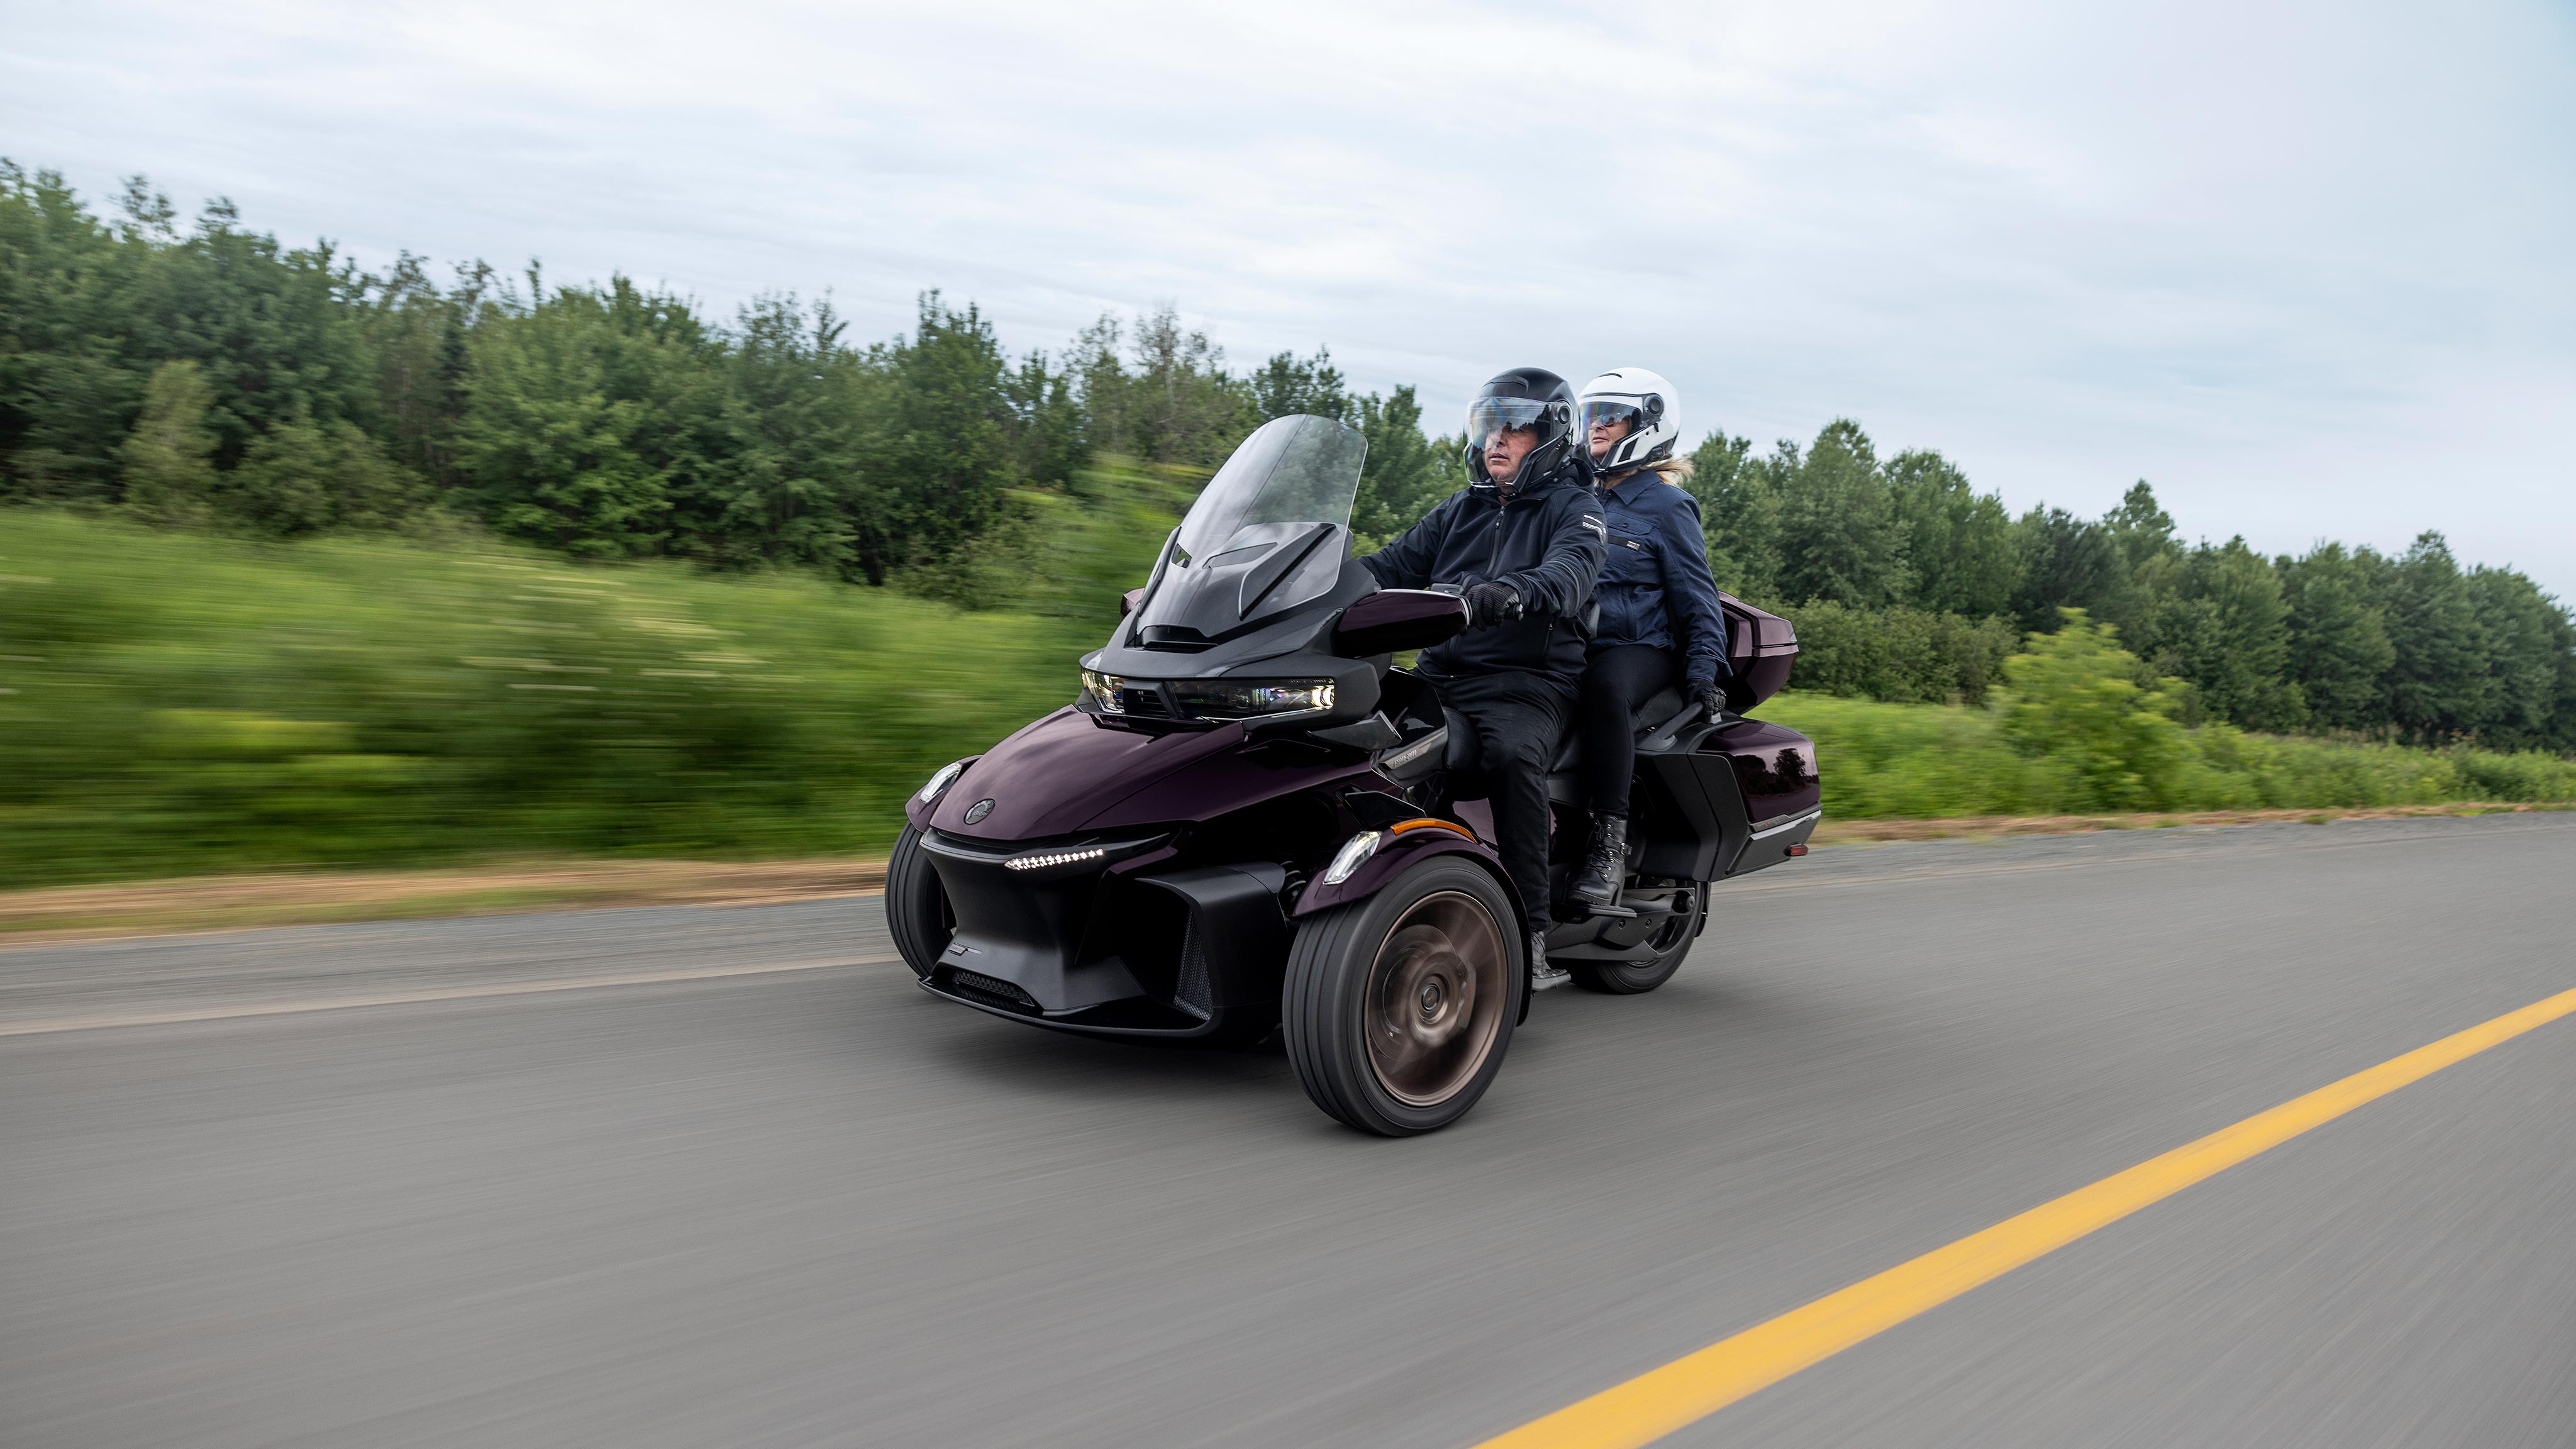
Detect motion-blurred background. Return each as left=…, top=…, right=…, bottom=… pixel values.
left=4, top=1, right=2573, bottom=894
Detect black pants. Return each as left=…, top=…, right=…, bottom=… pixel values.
left=1432, top=669, right=1574, bottom=931
left=1578, top=644, right=1679, bottom=818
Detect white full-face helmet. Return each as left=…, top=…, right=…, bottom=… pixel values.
left=1578, top=368, right=1680, bottom=477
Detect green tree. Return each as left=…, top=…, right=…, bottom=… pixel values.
left=3, top=164, right=156, bottom=500
left=1000, top=347, right=1086, bottom=492
left=2279, top=541, right=2394, bottom=731
left=2466, top=567, right=2574, bottom=752
left=1884, top=448, right=2014, bottom=618
left=2102, top=481, right=2179, bottom=572
left=2010, top=506, right=2134, bottom=635
left=1775, top=419, right=1909, bottom=606
left=457, top=276, right=727, bottom=558
left=2384, top=533, right=2494, bottom=743
left=1249, top=347, right=1348, bottom=423
left=2131, top=538, right=2306, bottom=731
left=1684, top=430, right=1779, bottom=601
left=1351, top=386, right=1454, bottom=550
left=1073, top=305, right=1248, bottom=467
left=865, top=294, right=1030, bottom=584
left=362, top=250, right=477, bottom=487
left=118, top=358, right=218, bottom=525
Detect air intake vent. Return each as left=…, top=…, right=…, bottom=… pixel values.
left=1172, top=911, right=1213, bottom=1020
left=948, top=968, right=1038, bottom=1011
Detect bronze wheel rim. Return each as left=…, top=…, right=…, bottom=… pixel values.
left=1364, top=891, right=1507, bottom=1106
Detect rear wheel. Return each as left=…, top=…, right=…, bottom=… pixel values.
left=886, top=823, right=954, bottom=980
left=1569, top=886, right=1704, bottom=995
left=1283, top=857, right=1522, bottom=1135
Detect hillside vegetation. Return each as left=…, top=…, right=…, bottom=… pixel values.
left=6, top=161, right=2573, bottom=757
left=7, top=499, right=2574, bottom=891
left=0, top=473, right=1182, bottom=888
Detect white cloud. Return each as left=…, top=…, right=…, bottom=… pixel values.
left=6, top=0, right=2573, bottom=588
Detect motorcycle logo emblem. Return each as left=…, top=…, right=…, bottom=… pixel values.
left=963, top=798, right=995, bottom=824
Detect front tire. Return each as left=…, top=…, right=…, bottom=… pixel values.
left=886, top=823, right=953, bottom=980
left=1283, top=857, right=1522, bottom=1136
left=1569, top=886, right=1704, bottom=995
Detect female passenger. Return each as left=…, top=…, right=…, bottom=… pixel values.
left=1568, top=369, right=1730, bottom=909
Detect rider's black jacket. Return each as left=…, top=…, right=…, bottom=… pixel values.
left=1591, top=469, right=1730, bottom=688
left=1361, top=467, right=1608, bottom=690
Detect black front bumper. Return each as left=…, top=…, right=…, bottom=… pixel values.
left=915, top=830, right=1293, bottom=1041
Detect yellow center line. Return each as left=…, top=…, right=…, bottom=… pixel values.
left=1473, top=984, right=2576, bottom=1449
left=0, top=954, right=902, bottom=1037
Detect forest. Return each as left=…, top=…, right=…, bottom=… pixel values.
left=6, top=160, right=2573, bottom=757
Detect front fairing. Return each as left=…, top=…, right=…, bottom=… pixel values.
left=922, top=708, right=1246, bottom=841
left=1086, top=558, right=1384, bottom=724
left=1081, top=414, right=1384, bottom=725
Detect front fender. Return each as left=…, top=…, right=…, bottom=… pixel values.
left=1290, top=826, right=1529, bottom=938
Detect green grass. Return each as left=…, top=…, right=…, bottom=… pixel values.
left=1767, top=690, right=2576, bottom=819
left=0, top=488, right=1176, bottom=888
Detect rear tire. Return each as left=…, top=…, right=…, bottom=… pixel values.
left=886, top=823, right=954, bottom=980
left=1284, top=857, right=1522, bottom=1136
left=1569, top=886, right=1704, bottom=995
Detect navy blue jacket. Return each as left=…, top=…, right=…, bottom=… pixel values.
left=1592, top=470, right=1729, bottom=688
left=1361, top=470, right=1607, bottom=689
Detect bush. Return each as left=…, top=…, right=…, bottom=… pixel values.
left=1780, top=599, right=2018, bottom=704
left=1994, top=611, right=2191, bottom=810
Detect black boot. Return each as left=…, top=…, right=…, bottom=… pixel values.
left=1530, top=931, right=1568, bottom=992
left=1569, top=813, right=1629, bottom=909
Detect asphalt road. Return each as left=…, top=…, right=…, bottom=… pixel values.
left=5, top=815, right=2573, bottom=1448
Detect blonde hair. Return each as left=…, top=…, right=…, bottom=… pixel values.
left=1646, top=454, right=1694, bottom=486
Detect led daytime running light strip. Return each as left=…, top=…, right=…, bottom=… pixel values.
left=1004, top=846, right=1109, bottom=872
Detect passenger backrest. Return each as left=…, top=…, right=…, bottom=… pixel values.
left=1718, top=593, right=1799, bottom=710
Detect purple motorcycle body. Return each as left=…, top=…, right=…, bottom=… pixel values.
left=899, top=417, right=1818, bottom=1044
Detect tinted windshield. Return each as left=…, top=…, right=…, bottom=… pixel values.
left=1135, top=415, right=1367, bottom=643
left=1175, top=414, right=1366, bottom=560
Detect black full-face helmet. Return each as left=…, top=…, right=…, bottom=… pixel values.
left=1465, top=367, right=1583, bottom=494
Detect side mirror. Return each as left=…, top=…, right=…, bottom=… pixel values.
left=1120, top=587, right=1145, bottom=618
left=1332, top=589, right=1468, bottom=657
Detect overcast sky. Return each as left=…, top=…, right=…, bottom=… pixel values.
left=8, top=0, right=2573, bottom=591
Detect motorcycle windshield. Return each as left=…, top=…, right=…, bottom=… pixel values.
left=1134, top=414, right=1367, bottom=643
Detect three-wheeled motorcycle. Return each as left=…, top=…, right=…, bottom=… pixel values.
left=889, top=414, right=1815, bottom=1135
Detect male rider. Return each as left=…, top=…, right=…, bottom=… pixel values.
left=1361, top=368, right=1607, bottom=991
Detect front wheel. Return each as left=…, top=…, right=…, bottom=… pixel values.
left=885, top=823, right=954, bottom=980
left=1283, top=857, right=1523, bottom=1136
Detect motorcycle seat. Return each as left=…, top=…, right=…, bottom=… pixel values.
left=1444, top=687, right=1695, bottom=784
left=1546, top=686, right=1692, bottom=774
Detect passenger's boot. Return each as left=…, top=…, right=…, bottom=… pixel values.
left=1530, top=931, right=1570, bottom=991
left=1568, top=813, right=1629, bottom=910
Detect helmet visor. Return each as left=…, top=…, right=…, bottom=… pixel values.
left=1465, top=396, right=1554, bottom=453
left=1582, top=399, right=1645, bottom=453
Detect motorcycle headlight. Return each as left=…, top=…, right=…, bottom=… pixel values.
left=1169, top=679, right=1335, bottom=720
left=917, top=758, right=968, bottom=803
left=1080, top=670, right=1126, bottom=714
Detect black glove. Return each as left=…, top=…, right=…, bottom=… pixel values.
left=1698, top=680, right=1731, bottom=719
left=1462, top=579, right=1523, bottom=628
